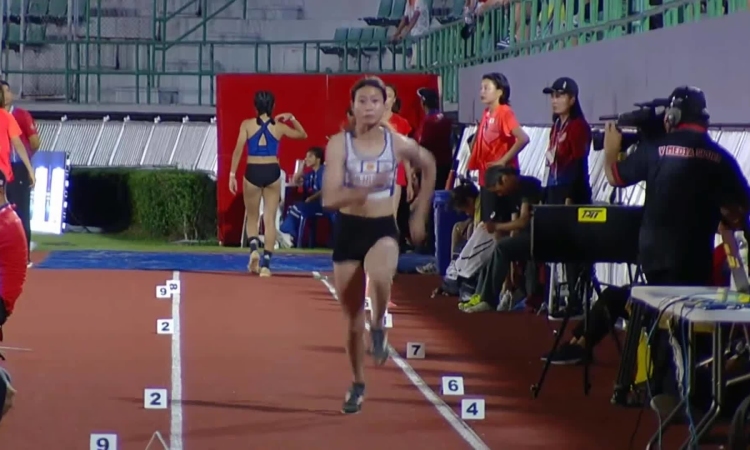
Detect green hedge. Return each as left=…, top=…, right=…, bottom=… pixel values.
left=67, top=168, right=216, bottom=240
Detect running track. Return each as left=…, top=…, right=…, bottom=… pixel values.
left=0, top=263, right=704, bottom=449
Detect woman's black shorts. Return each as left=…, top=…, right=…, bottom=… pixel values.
left=245, top=163, right=281, bottom=188
left=332, top=213, right=399, bottom=263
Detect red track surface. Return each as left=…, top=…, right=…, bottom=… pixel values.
left=0, top=267, right=724, bottom=449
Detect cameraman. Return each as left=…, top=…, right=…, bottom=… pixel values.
left=603, top=86, right=750, bottom=417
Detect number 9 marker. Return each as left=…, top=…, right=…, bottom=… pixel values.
left=90, top=434, right=117, bottom=450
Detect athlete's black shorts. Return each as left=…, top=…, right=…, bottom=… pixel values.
left=245, top=163, right=280, bottom=188
left=479, top=187, right=513, bottom=223
left=332, top=213, right=399, bottom=263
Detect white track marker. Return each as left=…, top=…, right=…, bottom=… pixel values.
left=313, top=272, right=490, bottom=450
left=144, top=431, right=170, bottom=450
left=169, top=271, right=183, bottom=450
left=0, top=346, right=33, bottom=352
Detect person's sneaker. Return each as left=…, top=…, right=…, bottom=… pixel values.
left=370, top=328, right=388, bottom=366
left=26, top=261, right=33, bottom=269
left=416, top=261, right=438, bottom=275
left=277, top=232, right=293, bottom=249
left=0, top=366, right=15, bottom=421
left=540, top=343, right=586, bottom=365
left=341, top=382, right=365, bottom=414
left=248, top=250, right=260, bottom=274
left=496, top=37, right=510, bottom=49
left=464, top=301, right=492, bottom=313
left=459, top=294, right=482, bottom=311
left=497, top=291, right=513, bottom=311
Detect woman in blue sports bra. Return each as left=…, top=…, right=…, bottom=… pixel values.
left=229, top=91, right=308, bottom=277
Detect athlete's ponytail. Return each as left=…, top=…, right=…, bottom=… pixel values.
left=254, top=90, right=275, bottom=121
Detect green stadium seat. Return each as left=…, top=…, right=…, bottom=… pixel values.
left=9, top=0, right=26, bottom=21
left=363, top=27, right=388, bottom=54
left=27, top=24, right=47, bottom=44
left=320, top=27, right=349, bottom=56
left=28, top=0, right=50, bottom=22
left=5, top=24, right=21, bottom=45
left=362, top=0, right=394, bottom=26
left=385, top=0, right=406, bottom=26
left=47, top=0, right=67, bottom=24
left=437, top=0, right=464, bottom=24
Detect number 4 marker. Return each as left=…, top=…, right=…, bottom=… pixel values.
left=406, top=342, right=425, bottom=359
left=461, top=399, right=485, bottom=420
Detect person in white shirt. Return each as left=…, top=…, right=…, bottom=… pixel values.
left=390, top=0, right=430, bottom=67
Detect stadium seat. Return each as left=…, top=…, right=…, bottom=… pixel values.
left=437, top=0, right=464, bottom=24
left=345, top=27, right=364, bottom=57
left=8, top=0, right=25, bottom=23
left=385, top=0, right=407, bottom=26
left=362, top=0, right=394, bottom=26
left=363, top=27, right=388, bottom=55
left=320, top=27, right=349, bottom=56
left=47, top=0, right=67, bottom=24
left=28, top=0, right=50, bottom=23
left=27, top=24, right=47, bottom=45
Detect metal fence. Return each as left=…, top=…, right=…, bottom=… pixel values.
left=0, top=0, right=746, bottom=105
left=36, top=116, right=218, bottom=174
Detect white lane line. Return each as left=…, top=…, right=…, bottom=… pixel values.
left=312, top=271, right=490, bottom=450
left=170, top=271, right=183, bottom=450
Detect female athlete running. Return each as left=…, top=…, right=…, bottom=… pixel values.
left=229, top=91, right=308, bottom=277
left=322, top=76, right=436, bottom=414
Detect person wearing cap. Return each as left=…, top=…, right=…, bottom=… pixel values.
left=604, top=86, right=750, bottom=420
left=467, top=72, right=529, bottom=236
left=541, top=77, right=593, bottom=319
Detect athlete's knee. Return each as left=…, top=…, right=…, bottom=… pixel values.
left=365, top=272, right=393, bottom=293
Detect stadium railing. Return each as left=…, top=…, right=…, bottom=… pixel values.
left=0, top=0, right=745, bottom=106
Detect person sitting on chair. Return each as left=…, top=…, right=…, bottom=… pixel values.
left=279, top=147, right=326, bottom=247
left=461, top=165, right=543, bottom=313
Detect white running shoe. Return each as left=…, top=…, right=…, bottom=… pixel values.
left=277, top=232, right=294, bottom=249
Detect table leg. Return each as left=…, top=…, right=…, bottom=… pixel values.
left=679, top=325, right=725, bottom=450
left=613, top=301, right=644, bottom=405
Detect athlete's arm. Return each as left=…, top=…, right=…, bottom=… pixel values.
left=497, top=109, right=529, bottom=165
left=18, top=109, right=40, bottom=151
left=277, top=115, right=308, bottom=140
left=393, top=134, right=436, bottom=221
left=229, top=121, right=249, bottom=176
left=321, top=133, right=371, bottom=209
left=5, top=113, right=34, bottom=187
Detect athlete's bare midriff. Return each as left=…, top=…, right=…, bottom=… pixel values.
left=340, top=196, right=394, bottom=218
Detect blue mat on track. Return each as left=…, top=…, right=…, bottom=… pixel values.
left=36, top=250, right=433, bottom=274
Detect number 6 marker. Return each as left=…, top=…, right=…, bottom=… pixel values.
left=441, top=376, right=465, bottom=396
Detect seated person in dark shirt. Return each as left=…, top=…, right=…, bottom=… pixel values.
left=279, top=147, right=326, bottom=247
left=461, top=166, right=543, bottom=313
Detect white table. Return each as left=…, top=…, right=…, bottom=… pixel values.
left=623, top=285, right=750, bottom=450
left=632, top=285, right=750, bottom=324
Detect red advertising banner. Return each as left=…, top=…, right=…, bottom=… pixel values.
left=216, top=73, right=439, bottom=246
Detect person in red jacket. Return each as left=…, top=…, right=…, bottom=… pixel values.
left=383, top=84, right=415, bottom=252
left=0, top=169, right=28, bottom=334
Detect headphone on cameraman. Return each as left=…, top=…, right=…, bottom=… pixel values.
left=664, top=86, right=709, bottom=128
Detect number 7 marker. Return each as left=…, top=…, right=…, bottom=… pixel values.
left=406, top=342, right=425, bottom=359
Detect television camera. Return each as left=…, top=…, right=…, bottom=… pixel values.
left=591, top=101, right=668, bottom=152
